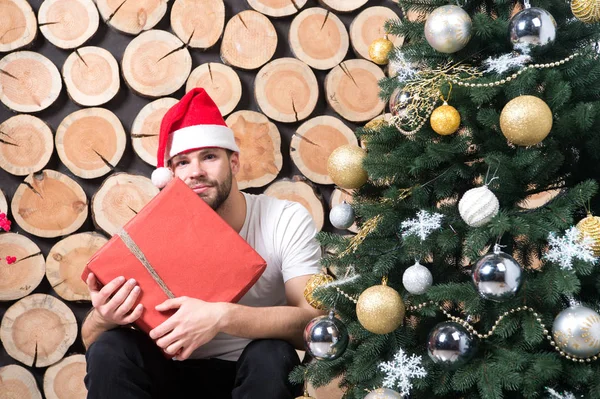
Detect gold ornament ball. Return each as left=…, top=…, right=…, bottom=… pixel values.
left=430, top=104, right=461, bottom=135
left=500, top=95, right=553, bottom=146
left=303, top=272, right=334, bottom=310
left=369, top=36, right=394, bottom=65
left=327, top=145, right=368, bottom=189
left=356, top=284, right=405, bottom=334
left=577, top=213, right=600, bottom=256
left=571, top=0, right=600, bottom=23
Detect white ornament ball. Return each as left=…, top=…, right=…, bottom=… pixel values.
left=329, top=201, right=355, bottom=230
left=402, top=261, right=433, bottom=295
left=364, top=388, right=402, bottom=399
left=553, top=305, right=600, bottom=358
left=458, top=185, right=499, bottom=227
left=424, top=5, right=472, bottom=53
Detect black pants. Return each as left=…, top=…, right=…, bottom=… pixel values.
left=84, top=328, right=303, bottom=398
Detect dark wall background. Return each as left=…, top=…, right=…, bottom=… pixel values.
left=0, top=0, right=402, bottom=394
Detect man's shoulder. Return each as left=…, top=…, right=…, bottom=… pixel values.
left=244, top=193, right=311, bottom=219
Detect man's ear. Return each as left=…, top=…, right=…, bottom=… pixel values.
left=230, top=152, right=240, bottom=175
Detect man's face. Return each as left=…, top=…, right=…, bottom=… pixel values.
left=170, top=148, right=238, bottom=211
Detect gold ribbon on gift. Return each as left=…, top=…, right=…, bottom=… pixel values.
left=116, top=228, right=175, bottom=299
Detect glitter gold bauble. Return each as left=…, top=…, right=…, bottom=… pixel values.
left=327, top=145, right=368, bottom=189
left=295, top=392, right=316, bottom=399
left=571, top=0, right=600, bottom=23
left=576, top=213, right=600, bottom=256
left=356, top=283, right=405, bottom=334
left=304, top=272, right=334, bottom=310
left=369, top=35, right=394, bottom=65
left=499, top=95, right=552, bottom=146
left=430, top=103, right=460, bottom=135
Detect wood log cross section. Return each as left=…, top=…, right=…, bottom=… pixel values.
left=91, top=173, right=159, bottom=236
left=38, top=0, right=99, bottom=49
left=171, top=0, right=225, bottom=49
left=46, top=232, right=108, bottom=302
left=131, top=97, right=179, bottom=167
left=11, top=170, right=88, bottom=238
left=220, top=10, right=277, bottom=70
left=55, top=108, right=126, bottom=179
left=0, top=364, right=42, bottom=399
left=0, top=233, right=45, bottom=301
left=186, top=62, right=242, bottom=117
left=325, top=59, right=386, bottom=122
left=96, top=0, right=168, bottom=35
left=0, top=114, right=53, bottom=176
left=62, top=46, right=120, bottom=107
left=43, top=355, right=88, bottom=399
left=226, top=110, right=283, bottom=190
left=122, top=29, right=192, bottom=98
left=0, top=51, right=62, bottom=113
left=0, top=0, right=38, bottom=52
left=254, top=57, right=318, bottom=123
left=290, top=115, right=357, bottom=185
left=0, top=294, right=78, bottom=368
left=289, top=7, right=349, bottom=70
left=247, top=0, right=308, bottom=18
left=349, top=6, right=404, bottom=60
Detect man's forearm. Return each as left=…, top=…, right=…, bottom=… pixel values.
left=219, top=303, right=321, bottom=349
left=81, top=309, right=118, bottom=350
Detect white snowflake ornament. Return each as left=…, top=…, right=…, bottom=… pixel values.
left=401, top=210, right=443, bottom=241
left=544, top=227, right=598, bottom=270
left=378, top=348, right=427, bottom=397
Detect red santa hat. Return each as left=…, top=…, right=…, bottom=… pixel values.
left=151, top=88, right=240, bottom=188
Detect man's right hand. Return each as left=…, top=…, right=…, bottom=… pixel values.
left=86, top=273, right=144, bottom=328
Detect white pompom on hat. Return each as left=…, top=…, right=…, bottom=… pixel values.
left=151, top=88, right=240, bottom=188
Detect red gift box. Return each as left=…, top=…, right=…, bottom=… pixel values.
left=82, top=178, right=267, bottom=335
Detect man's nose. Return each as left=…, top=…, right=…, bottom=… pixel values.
left=188, top=159, right=206, bottom=178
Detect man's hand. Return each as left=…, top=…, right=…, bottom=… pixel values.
left=87, top=273, right=143, bottom=328
left=149, top=297, right=227, bottom=360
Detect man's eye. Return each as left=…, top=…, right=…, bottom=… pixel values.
left=175, top=160, right=187, bottom=167
left=205, top=154, right=216, bottom=160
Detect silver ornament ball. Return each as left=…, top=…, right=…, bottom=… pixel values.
left=553, top=305, right=600, bottom=358
left=364, top=388, right=402, bottom=399
left=427, top=321, right=477, bottom=367
left=509, top=7, right=557, bottom=50
left=472, top=244, right=523, bottom=302
left=424, top=5, right=472, bottom=53
left=458, top=185, right=499, bottom=227
left=329, top=201, right=355, bottom=230
left=402, top=261, right=433, bottom=295
left=303, top=310, right=349, bottom=360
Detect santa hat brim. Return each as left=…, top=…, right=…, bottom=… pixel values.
left=166, top=124, right=240, bottom=163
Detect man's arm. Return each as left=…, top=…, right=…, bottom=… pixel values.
left=219, top=274, right=324, bottom=348
left=150, top=274, right=324, bottom=359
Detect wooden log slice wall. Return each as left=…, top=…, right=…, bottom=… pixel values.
left=0, top=1, right=402, bottom=397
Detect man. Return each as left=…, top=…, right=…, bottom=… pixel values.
left=82, top=88, right=323, bottom=398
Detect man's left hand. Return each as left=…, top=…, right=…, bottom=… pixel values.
left=149, top=297, right=227, bottom=360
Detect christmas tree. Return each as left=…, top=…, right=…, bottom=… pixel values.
left=294, top=0, right=600, bottom=397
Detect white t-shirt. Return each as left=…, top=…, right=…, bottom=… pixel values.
left=189, top=192, right=322, bottom=361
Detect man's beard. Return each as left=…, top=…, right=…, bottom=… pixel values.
left=193, top=170, right=233, bottom=211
